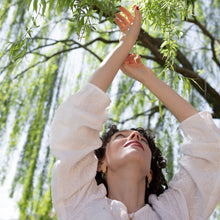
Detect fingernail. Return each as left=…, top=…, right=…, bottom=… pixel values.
left=136, top=6, right=139, bottom=10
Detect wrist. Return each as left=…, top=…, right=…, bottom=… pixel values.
left=118, top=29, right=139, bottom=47
left=117, top=40, right=134, bottom=56
left=141, top=67, right=156, bottom=85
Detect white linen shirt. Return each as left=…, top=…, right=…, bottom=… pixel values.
left=50, top=83, right=220, bottom=220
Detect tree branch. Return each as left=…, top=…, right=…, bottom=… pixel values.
left=1, top=37, right=110, bottom=77
left=140, top=55, right=158, bottom=63
left=109, top=106, right=160, bottom=125
left=186, top=18, right=220, bottom=67
left=12, top=38, right=105, bottom=79
left=84, top=37, right=118, bottom=47
left=187, top=18, right=220, bottom=43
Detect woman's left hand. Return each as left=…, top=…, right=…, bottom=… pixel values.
left=120, top=53, right=154, bottom=84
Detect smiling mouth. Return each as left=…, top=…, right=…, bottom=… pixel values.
left=123, top=141, right=144, bottom=151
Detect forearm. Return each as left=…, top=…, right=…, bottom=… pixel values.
left=142, top=69, right=198, bottom=122
left=88, top=40, right=134, bottom=92
left=89, top=6, right=141, bottom=92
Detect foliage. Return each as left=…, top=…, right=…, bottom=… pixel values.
left=0, top=0, right=220, bottom=219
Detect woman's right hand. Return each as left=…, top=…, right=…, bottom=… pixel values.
left=115, top=5, right=142, bottom=44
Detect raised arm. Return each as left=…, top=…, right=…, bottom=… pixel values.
left=88, top=6, right=142, bottom=92
left=120, top=54, right=198, bottom=122
left=121, top=53, right=220, bottom=220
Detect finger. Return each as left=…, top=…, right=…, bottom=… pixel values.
left=123, top=57, right=130, bottom=65
left=124, top=54, right=131, bottom=60
left=130, top=58, right=136, bottom=64
left=128, top=54, right=135, bottom=60
left=133, top=5, right=142, bottom=24
left=133, top=5, right=137, bottom=10
left=124, top=60, right=130, bottom=65
left=119, top=6, right=134, bottom=23
left=124, top=54, right=133, bottom=64
left=114, top=17, right=125, bottom=31
left=135, top=56, right=142, bottom=64
left=115, top=13, right=129, bottom=25
left=133, top=5, right=139, bottom=11
left=128, top=54, right=136, bottom=64
left=130, top=53, right=136, bottom=60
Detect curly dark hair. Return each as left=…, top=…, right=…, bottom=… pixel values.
left=95, top=125, right=168, bottom=204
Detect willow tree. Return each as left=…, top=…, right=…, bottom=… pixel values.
left=0, top=0, right=219, bottom=219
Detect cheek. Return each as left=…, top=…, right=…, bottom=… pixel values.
left=106, top=141, right=121, bottom=158
left=105, top=140, right=125, bottom=167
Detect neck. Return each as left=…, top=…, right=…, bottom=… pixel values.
left=106, top=165, right=146, bottom=213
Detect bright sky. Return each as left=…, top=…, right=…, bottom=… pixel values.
left=0, top=187, right=19, bottom=219
left=0, top=117, right=21, bottom=219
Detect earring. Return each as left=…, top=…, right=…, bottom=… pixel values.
left=101, top=165, right=107, bottom=179
left=147, top=175, right=152, bottom=188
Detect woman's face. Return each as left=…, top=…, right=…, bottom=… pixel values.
left=104, top=130, right=152, bottom=176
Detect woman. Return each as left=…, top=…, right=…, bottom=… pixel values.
left=50, top=5, right=220, bottom=220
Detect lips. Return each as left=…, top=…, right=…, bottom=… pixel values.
left=123, top=140, right=144, bottom=151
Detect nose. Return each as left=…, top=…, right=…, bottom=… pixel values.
left=128, top=131, right=141, bottom=141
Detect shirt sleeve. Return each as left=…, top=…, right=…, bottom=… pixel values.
left=50, top=83, right=111, bottom=219
left=150, top=112, right=220, bottom=220
left=178, top=112, right=220, bottom=219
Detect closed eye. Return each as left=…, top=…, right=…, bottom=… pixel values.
left=115, top=133, right=125, bottom=138
left=141, top=138, right=148, bottom=145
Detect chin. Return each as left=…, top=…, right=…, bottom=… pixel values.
left=122, top=152, right=147, bottom=167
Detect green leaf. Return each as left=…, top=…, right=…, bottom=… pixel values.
left=33, top=0, right=38, bottom=11
left=27, top=30, right=32, bottom=38
left=41, top=0, right=47, bottom=15
left=159, top=100, right=164, bottom=118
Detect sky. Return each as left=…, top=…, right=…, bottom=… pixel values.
left=0, top=188, right=19, bottom=219
left=0, top=111, right=23, bottom=219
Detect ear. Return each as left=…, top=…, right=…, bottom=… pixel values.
left=147, top=169, right=153, bottom=178
left=97, top=159, right=107, bottom=172
left=150, top=169, right=153, bottom=178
